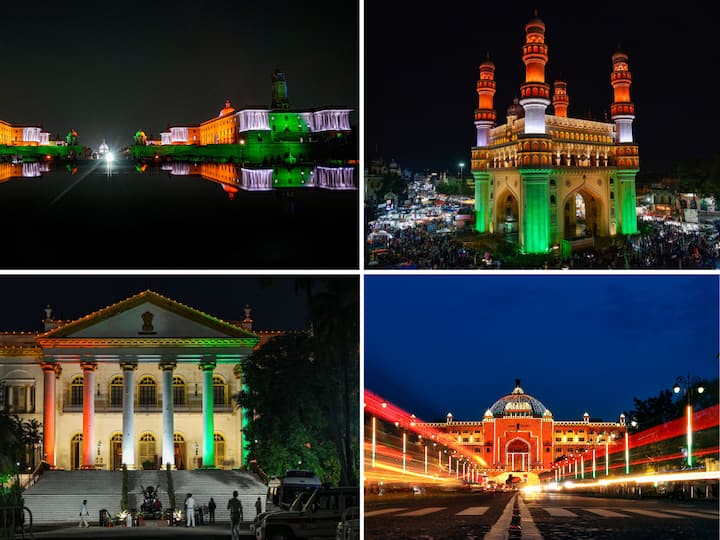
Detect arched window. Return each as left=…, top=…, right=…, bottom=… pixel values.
left=138, top=376, right=157, bottom=406
left=139, top=433, right=157, bottom=467
left=214, top=433, right=226, bottom=469
left=70, top=376, right=84, bottom=406
left=213, top=376, right=227, bottom=406
left=173, top=376, right=186, bottom=406
left=110, top=376, right=123, bottom=406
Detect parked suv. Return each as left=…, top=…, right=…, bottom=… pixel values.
left=254, top=486, right=359, bottom=540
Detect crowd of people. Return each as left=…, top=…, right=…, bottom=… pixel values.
left=367, top=218, right=720, bottom=270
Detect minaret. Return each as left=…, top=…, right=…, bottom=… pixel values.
left=610, top=50, right=639, bottom=235
left=474, top=56, right=497, bottom=147
left=552, top=80, right=568, bottom=117
left=271, top=69, right=290, bottom=109
left=516, top=13, right=553, bottom=254
left=471, top=56, right=497, bottom=234
left=519, top=14, right=550, bottom=134
left=610, top=51, right=635, bottom=143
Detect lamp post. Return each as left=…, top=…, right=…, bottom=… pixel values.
left=458, top=162, right=465, bottom=194
left=673, top=374, right=705, bottom=469
left=240, top=139, right=245, bottom=168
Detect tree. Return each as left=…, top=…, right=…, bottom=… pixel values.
left=624, top=377, right=719, bottom=432
left=235, top=278, right=359, bottom=486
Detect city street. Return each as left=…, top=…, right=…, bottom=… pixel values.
left=364, top=491, right=719, bottom=540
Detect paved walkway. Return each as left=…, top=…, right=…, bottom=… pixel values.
left=29, top=521, right=254, bottom=538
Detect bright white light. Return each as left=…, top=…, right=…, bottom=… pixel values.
left=105, top=152, right=114, bottom=162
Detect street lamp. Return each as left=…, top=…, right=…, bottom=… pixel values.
left=458, top=162, right=465, bottom=182
left=673, top=374, right=705, bottom=469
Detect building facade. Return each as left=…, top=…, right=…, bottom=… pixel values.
left=155, top=71, right=352, bottom=148
left=0, top=290, right=281, bottom=472
left=472, top=15, right=639, bottom=253
left=0, top=120, right=51, bottom=146
left=424, top=380, right=626, bottom=474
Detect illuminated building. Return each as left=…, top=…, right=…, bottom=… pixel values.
left=472, top=14, right=639, bottom=254
left=422, top=380, right=626, bottom=477
left=135, top=69, right=353, bottom=160
left=0, top=290, right=285, bottom=471
left=132, top=69, right=356, bottom=189
left=0, top=120, right=50, bottom=146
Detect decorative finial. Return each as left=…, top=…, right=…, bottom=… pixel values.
left=44, top=304, right=52, bottom=320
left=244, top=304, right=252, bottom=320
left=515, top=378, right=521, bottom=388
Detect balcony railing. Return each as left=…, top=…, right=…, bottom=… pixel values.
left=62, top=400, right=233, bottom=414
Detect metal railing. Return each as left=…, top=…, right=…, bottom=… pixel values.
left=0, top=506, right=33, bottom=539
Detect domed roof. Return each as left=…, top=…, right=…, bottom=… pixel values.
left=219, top=99, right=236, bottom=117
left=507, top=98, right=524, bottom=119
left=488, top=380, right=548, bottom=417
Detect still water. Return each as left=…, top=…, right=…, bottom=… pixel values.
left=0, top=159, right=358, bottom=269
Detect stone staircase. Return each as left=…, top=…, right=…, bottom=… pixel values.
left=172, top=470, right=266, bottom=523
left=23, top=470, right=123, bottom=525
left=22, top=469, right=267, bottom=525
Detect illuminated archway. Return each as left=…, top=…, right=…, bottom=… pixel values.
left=562, top=188, right=603, bottom=239
left=506, top=437, right=530, bottom=472
left=495, top=190, right=520, bottom=239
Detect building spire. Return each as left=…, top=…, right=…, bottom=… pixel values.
left=552, top=80, right=569, bottom=117
left=610, top=51, right=635, bottom=143
left=474, top=56, right=497, bottom=147
left=519, top=14, right=550, bottom=134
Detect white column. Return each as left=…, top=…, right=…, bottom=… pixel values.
left=81, top=360, right=97, bottom=468
left=160, top=360, right=176, bottom=468
left=121, top=361, right=138, bottom=468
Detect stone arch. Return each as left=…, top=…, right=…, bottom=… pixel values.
left=561, top=182, right=605, bottom=239
left=494, top=185, right=520, bottom=239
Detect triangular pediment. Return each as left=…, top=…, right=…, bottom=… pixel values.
left=39, top=290, right=256, bottom=340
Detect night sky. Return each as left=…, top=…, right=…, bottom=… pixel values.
left=0, top=275, right=357, bottom=334
left=365, top=1, right=720, bottom=174
left=0, top=1, right=358, bottom=153
left=364, top=273, right=719, bottom=423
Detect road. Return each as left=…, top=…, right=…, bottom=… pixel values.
left=364, top=491, right=719, bottom=539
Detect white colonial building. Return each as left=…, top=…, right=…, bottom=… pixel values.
left=0, top=290, right=266, bottom=472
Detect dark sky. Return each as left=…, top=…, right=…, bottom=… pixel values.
left=0, top=1, right=358, bottom=153
left=365, top=274, right=719, bottom=423
left=0, top=275, right=356, bottom=333
left=365, top=1, right=720, bottom=174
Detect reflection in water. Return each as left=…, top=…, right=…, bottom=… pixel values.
left=161, top=162, right=356, bottom=198
left=0, top=161, right=48, bottom=181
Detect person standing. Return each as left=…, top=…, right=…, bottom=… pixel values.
left=227, top=490, right=243, bottom=540
left=208, top=497, right=216, bottom=524
left=185, top=493, right=196, bottom=527
left=255, top=496, right=262, bottom=517
left=78, top=499, right=90, bottom=528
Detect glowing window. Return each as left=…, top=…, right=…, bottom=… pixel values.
left=70, top=376, right=84, bottom=406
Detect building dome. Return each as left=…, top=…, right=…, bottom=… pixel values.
left=507, top=98, right=524, bottom=119
left=219, top=100, right=236, bottom=117
left=488, top=380, right=547, bottom=417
